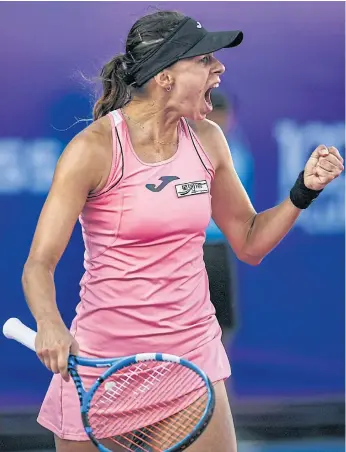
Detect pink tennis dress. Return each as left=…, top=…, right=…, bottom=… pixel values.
left=37, top=110, right=231, bottom=440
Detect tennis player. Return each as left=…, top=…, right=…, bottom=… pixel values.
left=21, top=11, right=344, bottom=452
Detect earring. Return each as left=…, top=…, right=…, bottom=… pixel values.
left=166, top=86, right=172, bottom=92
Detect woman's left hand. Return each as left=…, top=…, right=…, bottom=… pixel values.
left=304, top=145, right=344, bottom=191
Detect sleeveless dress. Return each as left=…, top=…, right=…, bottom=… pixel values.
left=37, top=110, right=231, bottom=440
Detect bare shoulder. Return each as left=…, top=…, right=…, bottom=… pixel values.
left=57, top=115, right=113, bottom=193
left=65, top=116, right=112, bottom=162
left=188, top=118, right=230, bottom=170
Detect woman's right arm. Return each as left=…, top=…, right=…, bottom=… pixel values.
left=22, top=123, right=111, bottom=380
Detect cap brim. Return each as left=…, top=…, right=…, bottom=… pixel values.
left=181, top=30, right=243, bottom=59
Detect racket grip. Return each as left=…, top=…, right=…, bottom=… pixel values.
left=3, top=318, right=37, bottom=352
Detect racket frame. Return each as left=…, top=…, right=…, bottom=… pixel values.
left=68, top=353, right=215, bottom=452
left=3, top=318, right=215, bottom=452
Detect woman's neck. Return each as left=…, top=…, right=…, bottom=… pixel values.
left=121, top=97, right=180, bottom=146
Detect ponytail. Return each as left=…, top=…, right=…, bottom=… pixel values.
left=93, top=54, right=131, bottom=121
left=92, top=11, right=185, bottom=121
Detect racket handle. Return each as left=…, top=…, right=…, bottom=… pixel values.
left=3, top=317, right=37, bottom=352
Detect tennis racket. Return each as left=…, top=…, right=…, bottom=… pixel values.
left=3, top=317, right=215, bottom=452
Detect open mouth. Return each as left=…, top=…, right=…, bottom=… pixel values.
left=204, top=88, right=213, bottom=106
left=204, top=83, right=220, bottom=108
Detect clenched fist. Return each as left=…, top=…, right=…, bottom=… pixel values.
left=304, top=145, right=344, bottom=191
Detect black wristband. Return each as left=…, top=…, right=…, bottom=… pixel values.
left=289, top=171, right=323, bottom=209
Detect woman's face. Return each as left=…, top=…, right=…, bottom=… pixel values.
left=167, top=54, right=225, bottom=120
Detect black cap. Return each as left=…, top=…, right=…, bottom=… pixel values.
left=180, top=19, right=243, bottom=59
left=129, top=17, right=243, bottom=87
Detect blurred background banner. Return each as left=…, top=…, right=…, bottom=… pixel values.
left=0, top=1, right=344, bottom=442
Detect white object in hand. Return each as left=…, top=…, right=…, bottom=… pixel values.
left=3, top=317, right=37, bottom=352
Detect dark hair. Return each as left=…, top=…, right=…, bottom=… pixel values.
left=93, top=11, right=185, bottom=121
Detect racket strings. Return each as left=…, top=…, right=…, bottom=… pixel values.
left=126, top=364, right=199, bottom=428
left=91, top=362, right=197, bottom=429
left=87, top=360, right=209, bottom=451
left=93, top=362, right=172, bottom=414
left=138, top=397, right=206, bottom=449
left=91, top=363, right=175, bottom=433
left=105, top=395, right=208, bottom=451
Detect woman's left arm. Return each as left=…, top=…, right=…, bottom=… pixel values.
left=204, top=121, right=344, bottom=265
